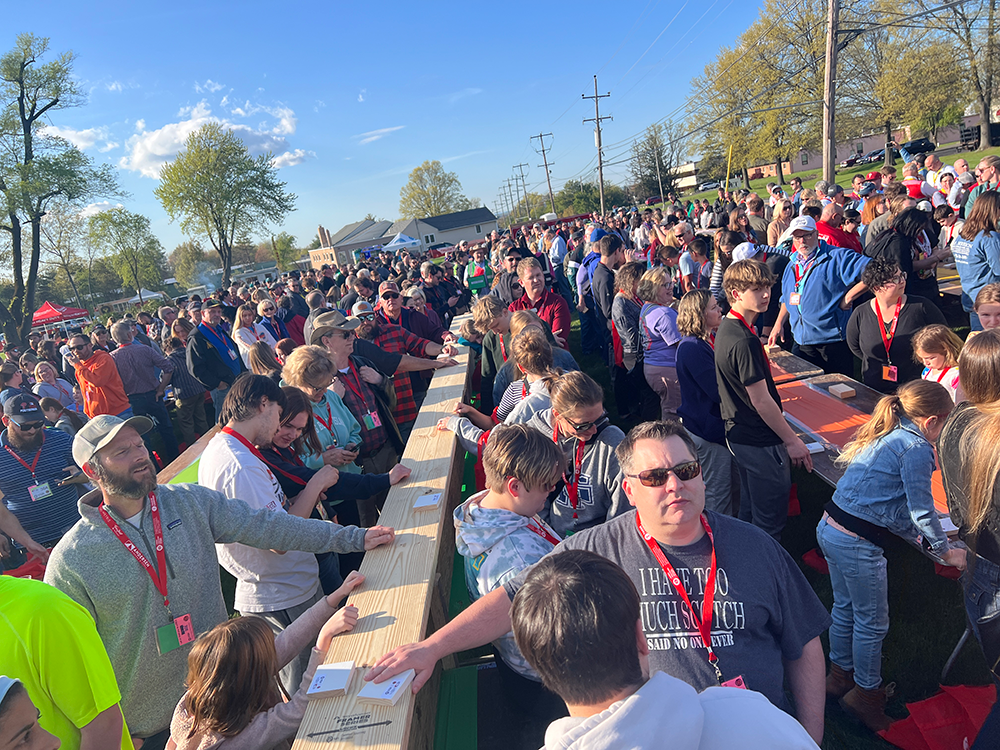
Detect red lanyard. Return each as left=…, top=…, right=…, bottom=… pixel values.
left=340, top=364, right=371, bottom=411
left=525, top=517, right=561, bottom=545
left=636, top=512, right=723, bottom=682
left=875, top=297, right=902, bottom=364
left=221, top=426, right=276, bottom=480
left=4, top=433, right=45, bottom=481
left=552, top=416, right=586, bottom=517
left=521, top=381, right=528, bottom=399
left=729, top=311, right=769, bottom=370
left=935, top=367, right=953, bottom=384
left=99, top=492, right=170, bottom=609
left=314, top=401, right=335, bottom=435
left=260, top=448, right=309, bottom=487
left=792, top=256, right=818, bottom=293
left=499, top=336, right=508, bottom=362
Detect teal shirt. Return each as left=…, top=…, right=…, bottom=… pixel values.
left=308, top=390, right=362, bottom=474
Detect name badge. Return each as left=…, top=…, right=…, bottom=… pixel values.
left=229, top=349, right=238, bottom=360
left=362, top=410, right=382, bottom=429
left=28, top=482, right=53, bottom=502
left=882, top=365, right=898, bottom=382
left=789, top=292, right=801, bottom=306
left=721, top=675, right=749, bottom=690
left=156, top=613, right=195, bottom=655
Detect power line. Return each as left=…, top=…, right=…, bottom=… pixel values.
left=582, top=76, right=613, bottom=215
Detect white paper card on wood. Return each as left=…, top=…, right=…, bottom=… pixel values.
left=413, top=493, right=442, bottom=511
left=306, top=661, right=356, bottom=700
left=356, top=669, right=415, bottom=706
left=804, top=442, right=825, bottom=455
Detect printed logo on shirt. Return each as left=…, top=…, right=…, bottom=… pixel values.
left=166, top=519, right=182, bottom=530
left=554, top=474, right=595, bottom=510
left=638, top=564, right=746, bottom=653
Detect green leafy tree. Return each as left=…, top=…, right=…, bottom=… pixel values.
left=271, top=231, right=298, bottom=271
left=155, top=123, right=296, bottom=287
left=398, top=160, right=474, bottom=219
left=555, top=180, right=629, bottom=216
left=168, top=240, right=216, bottom=289
left=87, top=208, right=166, bottom=303
left=0, top=34, right=119, bottom=344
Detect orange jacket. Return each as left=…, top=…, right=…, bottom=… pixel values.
left=74, top=349, right=130, bottom=418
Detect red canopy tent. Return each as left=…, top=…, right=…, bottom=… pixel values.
left=32, top=301, right=89, bottom=326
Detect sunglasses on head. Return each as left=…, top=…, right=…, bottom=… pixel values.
left=564, top=411, right=608, bottom=433
left=15, top=420, right=44, bottom=431
left=626, top=460, right=702, bottom=486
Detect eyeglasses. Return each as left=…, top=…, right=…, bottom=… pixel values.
left=15, top=420, right=44, bottom=431
left=381, top=292, right=400, bottom=300
left=356, top=313, right=376, bottom=321
left=626, top=460, right=702, bottom=486
left=337, top=331, right=354, bottom=340
left=563, top=411, right=608, bottom=433
left=70, top=344, right=89, bottom=352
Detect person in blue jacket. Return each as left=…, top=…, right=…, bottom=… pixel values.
left=675, top=289, right=733, bottom=515
left=768, top=215, right=869, bottom=375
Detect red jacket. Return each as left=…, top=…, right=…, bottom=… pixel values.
left=508, top=289, right=572, bottom=349
left=816, top=221, right=864, bottom=254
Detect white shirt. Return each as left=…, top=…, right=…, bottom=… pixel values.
left=232, top=323, right=277, bottom=367
left=198, top=431, right=320, bottom=613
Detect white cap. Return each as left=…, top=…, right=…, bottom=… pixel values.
left=732, top=242, right=764, bottom=263
left=788, top=216, right=817, bottom=233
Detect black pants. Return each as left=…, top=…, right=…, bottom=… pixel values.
left=128, top=390, right=180, bottom=464
left=793, top=340, right=854, bottom=377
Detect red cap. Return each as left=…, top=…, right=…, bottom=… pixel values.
left=866, top=171, right=880, bottom=181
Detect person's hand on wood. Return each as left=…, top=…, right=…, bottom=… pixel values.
left=767, top=327, right=785, bottom=347
left=434, top=358, right=459, bottom=369
left=784, top=435, right=814, bottom=472
left=942, top=546, right=967, bottom=570
left=366, top=640, right=439, bottom=694
left=364, top=525, right=395, bottom=550
left=388, top=463, right=411, bottom=485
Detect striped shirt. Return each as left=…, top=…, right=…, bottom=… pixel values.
left=109, top=340, right=174, bottom=395
left=0, top=428, right=78, bottom=545
left=167, top=349, right=207, bottom=400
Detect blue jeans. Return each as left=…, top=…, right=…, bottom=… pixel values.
left=817, top=517, right=890, bottom=690
left=964, top=555, right=1000, bottom=749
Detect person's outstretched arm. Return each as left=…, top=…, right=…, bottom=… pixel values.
left=783, top=636, right=826, bottom=746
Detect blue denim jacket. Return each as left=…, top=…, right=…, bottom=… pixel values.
left=831, top=418, right=950, bottom=553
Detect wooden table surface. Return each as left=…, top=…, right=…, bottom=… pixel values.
left=293, top=317, right=473, bottom=750
left=768, top=348, right=825, bottom=385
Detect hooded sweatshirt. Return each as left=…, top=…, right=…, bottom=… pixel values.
left=543, top=671, right=818, bottom=750
left=526, top=409, right=627, bottom=537
left=454, top=490, right=560, bottom=679
left=44, top=483, right=367, bottom=739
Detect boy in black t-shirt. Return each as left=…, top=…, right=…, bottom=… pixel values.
left=715, top=260, right=813, bottom=540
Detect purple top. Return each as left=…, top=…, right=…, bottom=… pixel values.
left=640, top=302, right=681, bottom=368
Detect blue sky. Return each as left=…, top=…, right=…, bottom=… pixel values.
left=17, top=0, right=763, bottom=253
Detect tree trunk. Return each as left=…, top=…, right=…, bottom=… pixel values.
left=742, top=167, right=751, bottom=189
left=776, top=155, right=785, bottom=186
left=64, top=266, right=86, bottom=313
left=979, top=96, right=992, bottom=150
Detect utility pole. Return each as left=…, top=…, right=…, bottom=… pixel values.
left=505, top=180, right=517, bottom=229
left=511, top=172, right=524, bottom=223
left=531, top=133, right=557, bottom=214
left=821, top=0, right=840, bottom=184
left=582, top=75, right=612, bottom=215
left=653, top=135, right=665, bottom=205
left=497, top=191, right=509, bottom=226
left=514, top=163, right=530, bottom=220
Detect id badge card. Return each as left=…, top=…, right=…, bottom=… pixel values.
left=721, top=675, right=748, bottom=690
left=362, top=410, right=382, bottom=429
left=28, top=482, right=52, bottom=502
left=882, top=364, right=898, bottom=382
left=155, top=614, right=195, bottom=655
left=789, top=292, right=801, bottom=306
left=228, top=349, right=238, bottom=360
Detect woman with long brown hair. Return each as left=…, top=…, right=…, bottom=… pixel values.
left=938, top=330, right=1000, bottom=743
left=169, top=573, right=363, bottom=750
left=954, top=191, right=1000, bottom=330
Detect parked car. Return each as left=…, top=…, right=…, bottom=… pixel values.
left=901, top=138, right=936, bottom=155
left=645, top=195, right=663, bottom=205
left=697, top=181, right=720, bottom=192
left=857, top=149, right=882, bottom=165
left=839, top=155, right=861, bottom=168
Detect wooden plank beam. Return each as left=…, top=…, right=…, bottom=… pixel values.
left=293, top=315, right=473, bottom=750
left=157, top=424, right=220, bottom=483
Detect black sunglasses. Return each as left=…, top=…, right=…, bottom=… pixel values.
left=564, top=411, right=608, bottom=433
left=381, top=292, right=400, bottom=300
left=356, top=312, right=376, bottom=321
left=626, top=460, right=702, bottom=486
left=70, top=344, right=89, bottom=352
left=15, top=420, right=44, bottom=431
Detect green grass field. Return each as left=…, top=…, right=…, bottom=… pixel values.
left=654, top=143, right=1000, bottom=208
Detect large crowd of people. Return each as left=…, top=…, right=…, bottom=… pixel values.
left=2, top=147, right=1000, bottom=750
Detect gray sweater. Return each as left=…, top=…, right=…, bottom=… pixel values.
left=44, top=483, right=368, bottom=739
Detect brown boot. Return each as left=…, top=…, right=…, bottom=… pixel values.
left=826, top=663, right=855, bottom=698
left=840, top=683, right=895, bottom=733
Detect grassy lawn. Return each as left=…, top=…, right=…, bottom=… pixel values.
left=566, top=312, right=994, bottom=750
left=655, top=142, right=1000, bottom=207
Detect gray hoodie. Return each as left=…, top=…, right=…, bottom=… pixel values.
left=454, top=490, right=560, bottom=679
left=543, top=671, right=819, bottom=750
left=44, top=483, right=367, bottom=739
left=526, top=409, right=627, bottom=537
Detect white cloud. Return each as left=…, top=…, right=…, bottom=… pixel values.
left=314, top=99, right=326, bottom=113
left=135, top=119, right=145, bottom=133
left=352, top=125, right=405, bottom=145
left=79, top=201, right=123, bottom=218
left=40, top=124, right=114, bottom=151
left=98, top=141, right=119, bottom=153
left=119, top=100, right=303, bottom=179
left=194, top=79, right=225, bottom=94
left=441, top=149, right=491, bottom=163
left=106, top=81, right=123, bottom=93
left=358, top=89, right=366, bottom=103
left=447, top=87, right=483, bottom=104
left=271, top=149, right=314, bottom=168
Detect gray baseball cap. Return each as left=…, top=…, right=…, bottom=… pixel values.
left=72, top=414, right=153, bottom=468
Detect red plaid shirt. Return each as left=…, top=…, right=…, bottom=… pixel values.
left=372, top=322, right=434, bottom=426
left=338, top=359, right=389, bottom=457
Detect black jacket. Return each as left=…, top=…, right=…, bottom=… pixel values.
left=349, top=352, right=404, bottom=456
left=186, top=327, right=246, bottom=390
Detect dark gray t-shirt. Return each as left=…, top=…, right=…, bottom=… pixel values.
left=504, top=510, right=830, bottom=710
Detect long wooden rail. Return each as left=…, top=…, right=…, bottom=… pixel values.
left=292, top=316, right=473, bottom=750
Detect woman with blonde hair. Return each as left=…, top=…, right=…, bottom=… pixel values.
left=233, top=303, right=277, bottom=367
left=767, top=199, right=795, bottom=246
left=938, top=330, right=1000, bottom=742
left=638, top=266, right=682, bottom=420
left=32, top=361, right=74, bottom=408
left=169, top=573, right=364, bottom=750
left=818, top=380, right=964, bottom=731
